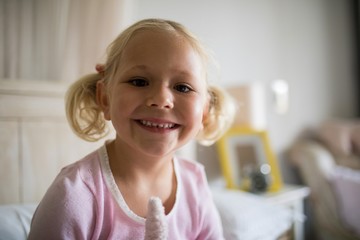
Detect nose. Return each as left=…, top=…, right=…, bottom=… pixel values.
left=146, top=86, right=174, bottom=109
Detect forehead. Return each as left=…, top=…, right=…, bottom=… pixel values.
left=124, top=30, right=190, bottom=55
left=118, top=29, right=206, bottom=77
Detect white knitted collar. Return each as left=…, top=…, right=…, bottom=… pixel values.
left=98, top=143, right=181, bottom=224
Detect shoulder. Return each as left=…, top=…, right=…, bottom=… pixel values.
left=176, top=158, right=206, bottom=182
left=40, top=147, right=102, bottom=207
left=176, top=157, right=205, bottom=173
left=46, top=149, right=103, bottom=197
left=175, top=157, right=210, bottom=196
left=62, top=148, right=101, bottom=176
left=173, top=158, right=224, bottom=239
left=28, top=148, right=103, bottom=239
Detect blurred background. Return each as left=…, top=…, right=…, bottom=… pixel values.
left=1, top=0, right=359, bottom=239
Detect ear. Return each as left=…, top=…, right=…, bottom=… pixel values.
left=96, top=80, right=111, bottom=120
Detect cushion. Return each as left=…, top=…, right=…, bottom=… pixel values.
left=351, top=125, right=360, bottom=155
left=331, top=166, right=360, bottom=236
left=0, top=204, right=37, bottom=240
left=211, top=188, right=292, bottom=240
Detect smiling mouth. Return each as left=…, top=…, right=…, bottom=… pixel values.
left=137, top=120, right=179, bottom=129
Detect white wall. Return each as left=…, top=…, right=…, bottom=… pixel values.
left=130, top=0, right=357, bottom=182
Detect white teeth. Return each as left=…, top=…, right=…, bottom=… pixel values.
left=140, top=120, right=175, bottom=129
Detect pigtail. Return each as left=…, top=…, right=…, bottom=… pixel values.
left=197, top=85, right=237, bottom=146
left=65, top=73, right=109, bottom=142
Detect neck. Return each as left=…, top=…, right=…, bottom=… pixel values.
left=106, top=139, right=174, bottom=182
left=105, top=139, right=178, bottom=216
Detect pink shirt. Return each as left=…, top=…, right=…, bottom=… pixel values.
left=28, top=144, right=224, bottom=240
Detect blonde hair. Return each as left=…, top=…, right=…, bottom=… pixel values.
left=65, top=18, right=236, bottom=145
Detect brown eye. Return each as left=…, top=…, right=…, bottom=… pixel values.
left=174, top=84, right=192, bottom=93
left=128, top=78, right=148, bottom=87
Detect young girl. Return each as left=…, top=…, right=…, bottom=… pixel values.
left=28, top=18, right=235, bottom=239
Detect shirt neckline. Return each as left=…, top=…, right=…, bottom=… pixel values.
left=98, top=142, right=180, bottom=224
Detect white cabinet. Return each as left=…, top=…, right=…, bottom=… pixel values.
left=259, top=184, right=310, bottom=240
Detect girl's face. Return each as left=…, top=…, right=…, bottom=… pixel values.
left=99, top=30, right=208, bottom=158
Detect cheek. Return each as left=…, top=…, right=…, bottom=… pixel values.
left=106, top=91, right=129, bottom=119
left=110, top=95, right=133, bottom=117
left=193, top=102, right=205, bottom=119
left=188, top=98, right=207, bottom=127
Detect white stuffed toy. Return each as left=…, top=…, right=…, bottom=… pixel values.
left=144, top=197, right=168, bottom=240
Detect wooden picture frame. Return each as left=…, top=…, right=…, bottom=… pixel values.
left=216, top=127, right=282, bottom=192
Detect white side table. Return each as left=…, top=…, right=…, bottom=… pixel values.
left=258, top=184, right=310, bottom=240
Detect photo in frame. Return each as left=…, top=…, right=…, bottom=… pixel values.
left=216, top=127, right=283, bottom=192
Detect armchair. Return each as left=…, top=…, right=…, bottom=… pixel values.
left=288, top=120, right=360, bottom=240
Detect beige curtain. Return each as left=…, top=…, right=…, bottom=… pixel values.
left=0, top=0, right=132, bottom=82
